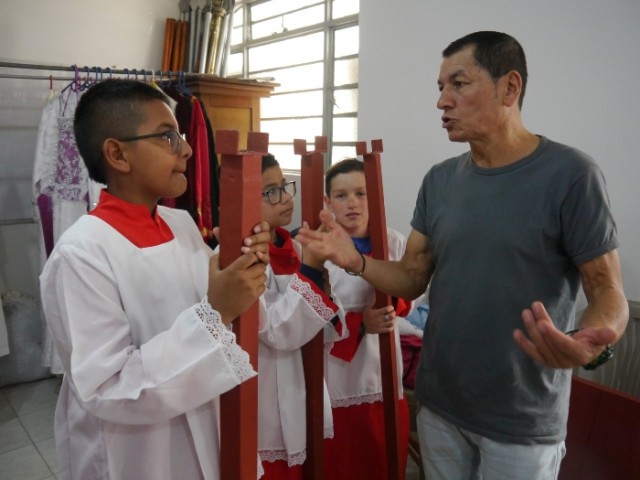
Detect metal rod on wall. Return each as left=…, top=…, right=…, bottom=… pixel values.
left=0, top=62, right=185, bottom=82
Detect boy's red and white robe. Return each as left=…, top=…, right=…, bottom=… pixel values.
left=323, top=228, right=423, bottom=480
left=258, top=227, right=346, bottom=480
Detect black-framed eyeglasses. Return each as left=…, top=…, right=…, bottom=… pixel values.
left=118, top=129, right=186, bottom=155
left=262, top=181, right=296, bottom=205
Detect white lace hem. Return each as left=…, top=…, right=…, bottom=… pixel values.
left=331, top=392, right=383, bottom=408
left=258, top=425, right=334, bottom=467
left=196, top=298, right=254, bottom=382
left=259, top=448, right=306, bottom=467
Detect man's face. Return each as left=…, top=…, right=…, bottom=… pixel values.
left=436, top=45, right=506, bottom=144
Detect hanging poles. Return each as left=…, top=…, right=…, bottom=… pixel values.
left=217, top=129, right=268, bottom=480
left=357, top=139, right=403, bottom=480
left=294, top=136, right=328, bottom=480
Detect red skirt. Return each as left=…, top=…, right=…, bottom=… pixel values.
left=261, top=458, right=303, bottom=480
left=324, top=396, right=409, bottom=480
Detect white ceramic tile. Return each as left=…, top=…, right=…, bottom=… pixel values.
left=35, top=437, right=60, bottom=475
left=0, top=393, right=16, bottom=421
left=5, top=378, right=422, bottom=480
left=0, top=444, right=53, bottom=480
left=0, top=417, right=31, bottom=455
left=20, top=405, right=55, bottom=443
left=3, top=377, right=58, bottom=416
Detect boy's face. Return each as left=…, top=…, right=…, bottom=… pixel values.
left=261, top=165, right=294, bottom=234
left=118, top=100, right=192, bottom=205
left=325, top=170, right=369, bottom=238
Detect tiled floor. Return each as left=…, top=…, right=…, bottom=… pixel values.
left=0, top=377, right=422, bottom=480
left=0, top=376, right=60, bottom=480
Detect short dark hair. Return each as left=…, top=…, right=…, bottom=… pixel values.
left=325, top=158, right=364, bottom=195
left=74, top=79, right=171, bottom=184
left=262, top=153, right=279, bottom=172
left=443, top=31, right=528, bottom=109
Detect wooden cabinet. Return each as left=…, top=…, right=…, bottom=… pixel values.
left=185, top=74, right=277, bottom=150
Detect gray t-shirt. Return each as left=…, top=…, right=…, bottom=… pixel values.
left=411, top=136, right=618, bottom=444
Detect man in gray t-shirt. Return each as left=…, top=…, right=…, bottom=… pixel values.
left=297, top=31, right=628, bottom=480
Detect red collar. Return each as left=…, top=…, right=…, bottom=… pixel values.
left=89, top=190, right=175, bottom=247
left=269, top=227, right=300, bottom=274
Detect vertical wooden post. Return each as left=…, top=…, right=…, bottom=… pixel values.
left=357, top=139, right=403, bottom=480
left=294, top=136, right=328, bottom=480
left=217, top=129, right=268, bottom=480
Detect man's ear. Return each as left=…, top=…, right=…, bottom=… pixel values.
left=503, top=70, right=522, bottom=108
left=324, top=194, right=331, bottom=210
left=103, top=138, right=131, bottom=174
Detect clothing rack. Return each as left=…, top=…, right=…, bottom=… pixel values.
left=0, top=61, right=185, bottom=83
left=0, top=62, right=179, bottom=228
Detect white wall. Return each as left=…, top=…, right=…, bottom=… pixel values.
left=359, top=0, right=640, bottom=301
left=0, top=0, right=179, bottom=68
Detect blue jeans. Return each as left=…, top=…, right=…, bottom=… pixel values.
left=416, top=404, right=566, bottom=480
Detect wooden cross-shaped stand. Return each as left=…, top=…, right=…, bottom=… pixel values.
left=216, top=129, right=268, bottom=480
left=294, top=136, right=328, bottom=480
left=357, top=139, right=403, bottom=480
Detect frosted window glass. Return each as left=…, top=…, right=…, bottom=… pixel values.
left=332, top=0, right=358, bottom=19
left=331, top=145, right=358, bottom=163
left=332, top=88, right=358, bottom=114
left=334, top=26, right=359, bottom=57
left=227, top=53, right=243, bottom=76
left=332, top=117, right=357, bottom=142
left=252, top=5, right=324, bottom=39
left=257, top=63, right=324, bottom=91
left=262, top=91, right=323, bottom=118
left=249, top=33, right=323, bottom=71
left=261, top=118, right=324, bottom=143
left=252, top=0, right=321, bottom=22
left=334, top=58, right=358, bottom=86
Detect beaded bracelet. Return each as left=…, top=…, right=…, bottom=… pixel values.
left=565, top=328, right=614, bottom=370
left=345, top=251, right=366, bottom=277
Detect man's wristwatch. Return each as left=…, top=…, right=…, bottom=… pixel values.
left=566, top=328, right=614, bottom=370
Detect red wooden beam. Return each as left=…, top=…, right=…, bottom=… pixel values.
left=357, top=139, right=403, bottom=480
left=216, top=129, right=267, bottom=480
left=294, top=136, right=327, bottom=480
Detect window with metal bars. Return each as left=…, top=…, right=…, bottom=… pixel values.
left=227, top=0, right=359, bottom=170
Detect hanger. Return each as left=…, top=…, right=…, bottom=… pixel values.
left=79, top=65, right=92, bottom=90
left=61, top=65, right=81, bottom=94
left=177, top=71, right=192, bottom=96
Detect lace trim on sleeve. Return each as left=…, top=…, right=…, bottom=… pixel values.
left=290, top=274, right=336, bottom=322
left=196, top=298, right=255, bottom=383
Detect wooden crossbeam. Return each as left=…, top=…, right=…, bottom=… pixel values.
left=216, top=129, right=267, bottom=480
left=294, top=136, right=327, bottom=480
left=357, top=139, right=403, bottom=480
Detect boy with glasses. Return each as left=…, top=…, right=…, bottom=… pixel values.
left=40, top=79, right=270, bottom=480
left=256, top=153, right=345, bottom=479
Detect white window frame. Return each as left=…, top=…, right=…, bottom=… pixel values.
left=228, top=0, right=359, bottom=170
